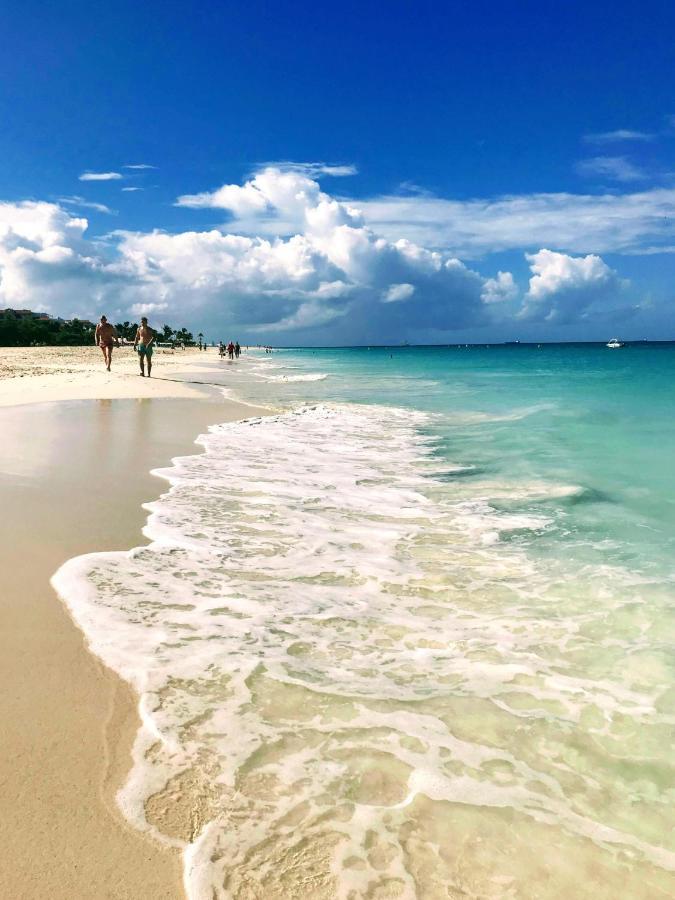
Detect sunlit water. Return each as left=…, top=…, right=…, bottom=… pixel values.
left=53, top=344, right=675, bottom=898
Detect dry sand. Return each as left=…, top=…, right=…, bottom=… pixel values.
left=0, top=345, right=223, bottom=406
left=0, top=349, right=266, bottom=899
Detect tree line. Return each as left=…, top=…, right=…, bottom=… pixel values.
left=0, top=315, right=195, bottom=347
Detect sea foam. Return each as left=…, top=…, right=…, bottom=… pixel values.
left=52, top=403, right=675, bottom=898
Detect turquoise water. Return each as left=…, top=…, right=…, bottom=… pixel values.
left=54, top=343, right=675, bottom=898
left=241, top=343, right=675, bottom=579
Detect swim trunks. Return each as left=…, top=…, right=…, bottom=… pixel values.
left=137, top=343, right=153, bottom=356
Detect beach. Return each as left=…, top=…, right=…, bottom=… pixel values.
left=2, top=343, right=674, bottom=899
left=0, top=347, right=266, bottom=899
left=0, top=345, right=223, bottom=406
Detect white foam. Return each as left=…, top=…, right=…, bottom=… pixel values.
left=51, top=402, right=675, bottom=897
left=255, top=371, right=330, bottom=382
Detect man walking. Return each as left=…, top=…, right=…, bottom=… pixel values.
left=94, top=315, right=119, bottom=371
left=133, top=317, right=155, bottom=377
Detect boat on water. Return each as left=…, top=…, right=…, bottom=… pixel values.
left=606, top=338, right=625, bottom=348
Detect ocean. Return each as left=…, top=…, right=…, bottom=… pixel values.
left=53, top=343, right=675, bottom=898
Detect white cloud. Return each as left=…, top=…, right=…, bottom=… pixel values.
left=123, top=164, right=156, bottom=170
left=0, top=201, right=126, bottom=315
left=1, top=168, right=643, bottom=339
left=576, top=156, right=646, bottom=183
left=356, top=187, right=675, bottom=257
left=58, top=196, right=116, bottom=214
left=176, top=167, right=326, bottom=218
left=481, top=271, right=517, bottom=304
left=519, top=249, right=620, bottom=323
left=0, top=170, right=519, bottom=337
left=121, top=187, right=143, bottom=192
left=383, top=283, right=415, bottom=303
left=79, top=171, right=124, bottom=181
left=258, top=161, right=357, bottom=177
left=130, top=301, right=168, bottom=315
left=583, top=129, right=655, bottom=144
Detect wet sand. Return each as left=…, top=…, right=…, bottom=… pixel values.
left=0, top=395, right=266, bottom=899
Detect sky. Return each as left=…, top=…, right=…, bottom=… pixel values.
left=0, top=0, right=674, bottom=344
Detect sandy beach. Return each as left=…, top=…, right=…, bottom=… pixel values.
left=0, top=345, right=224, bottom=407
left=0, top=347, right=265, bottom=899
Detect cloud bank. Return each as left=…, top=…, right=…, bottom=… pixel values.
left=356, top=187, right=675, bottom=257
left=0, top=167, right=641, bottom=340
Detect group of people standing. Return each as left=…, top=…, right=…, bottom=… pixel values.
left=95, top=315, right=154, bottom=376
left=219, top=341, right=241, bottom=359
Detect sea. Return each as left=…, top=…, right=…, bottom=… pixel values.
left=53, top=343, right=675, bottom=899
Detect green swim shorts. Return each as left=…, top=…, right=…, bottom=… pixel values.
left=137, top=343, right=153, bottom=356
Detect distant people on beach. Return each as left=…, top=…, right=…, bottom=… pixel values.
left=95, top=316, right=119, bottom=371
left=133, top=317, right=155, bottom=377
left=218, top=339, right=244, bottom=360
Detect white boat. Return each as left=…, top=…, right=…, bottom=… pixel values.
left=606, top=338, right=625, bottom=348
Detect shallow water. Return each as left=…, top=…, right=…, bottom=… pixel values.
left=53, top=344, right=675, bottom=898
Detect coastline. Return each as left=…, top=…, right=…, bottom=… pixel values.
left=0, top=348, right=266, bottom=899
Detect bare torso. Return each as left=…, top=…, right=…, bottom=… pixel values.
left=135, top=325, right=154, bottom=346
left=96, top=322, right=117, bottom=346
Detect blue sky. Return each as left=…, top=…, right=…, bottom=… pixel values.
left=1, top=0, right=674, bottom=343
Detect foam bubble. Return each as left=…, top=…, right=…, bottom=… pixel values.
left=51, top=403, right=675, bottom=898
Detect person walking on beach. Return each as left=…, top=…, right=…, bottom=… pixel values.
left=227, top=341, right=235, bottom=359
left=234, top=341, right=241, bottom=358
left=133, top=317, right=155, bottom=377
left=94, top=315, right=119, bottom=372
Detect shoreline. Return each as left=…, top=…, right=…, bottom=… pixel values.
left=0, top=349, right=266, bottom=899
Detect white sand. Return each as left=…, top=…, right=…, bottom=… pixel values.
left=0, top=345, right=225, bottom=406
left=0, top=348, right=267, bottom=898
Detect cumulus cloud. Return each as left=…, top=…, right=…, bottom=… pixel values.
left=0, top=201, right=126, bottom=315
left=0, top=169, right=522, bottom=338
left=519, top=249, right=621, bottom=323
left=481, top=271, right=517, bottom=304
left=576, top=156, right=646, bottom=183
left=79, top=171, right=124, bottom=181
left=0, top=168, right=641, bottom=339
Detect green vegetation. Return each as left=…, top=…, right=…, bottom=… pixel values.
left=0, top=312, right=194, bottom=347
left=0, top=315, right=96, bottom=347
left=115, top=321, right=194, bottom=345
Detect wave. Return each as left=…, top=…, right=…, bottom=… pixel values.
left=255, top=372, right=330, bottom=382
left=51, top=403, right=675, bottom=898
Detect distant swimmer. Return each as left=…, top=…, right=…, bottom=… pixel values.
left=95, top=315, right=119, bottom=372
left=133, top=317, right=155, bottom=377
